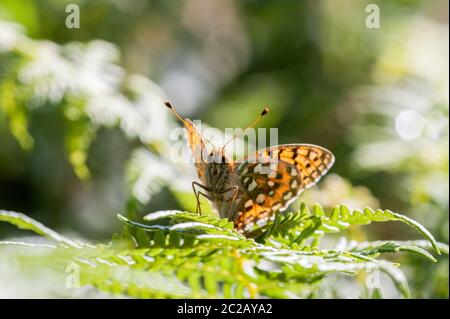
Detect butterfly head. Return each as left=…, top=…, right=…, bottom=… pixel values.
left=204, top=147, right=230, bottom=190
left=205, top=147, right=228, bottom=164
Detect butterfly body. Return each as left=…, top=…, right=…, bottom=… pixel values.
left=193, top=150, right=242, bottom=219
left=165, top=102, right=334, bottom=235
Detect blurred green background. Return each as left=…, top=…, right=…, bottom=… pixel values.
left=0, top=0, right=448, bottom=298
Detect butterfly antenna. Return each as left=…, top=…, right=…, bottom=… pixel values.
left=164, top=101, right=189, bottom=125
left=221, top=107, right=270, bottom=151
left=164, top=101, right=215, bottom=149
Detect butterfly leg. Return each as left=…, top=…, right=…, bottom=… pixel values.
left=230, top=186, right=239, bottom=212
left=196, top=191, right=212, bottom=215
left=192, top=181, right=213, bottom=215
left=229, top=187, right=240, bottom=221
left=216, top=186, right=239, bottom=221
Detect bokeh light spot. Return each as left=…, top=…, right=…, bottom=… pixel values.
left=395, top=110, right=424, bottom=140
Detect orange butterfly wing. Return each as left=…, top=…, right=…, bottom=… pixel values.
left=232, top=144, right=334, bottom=232
left=184, top=119, right=208, bottom=184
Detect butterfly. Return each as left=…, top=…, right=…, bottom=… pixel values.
left=165, top=102, right=335, bottom=235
